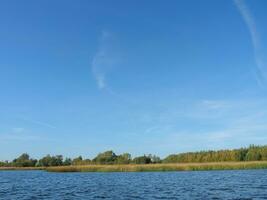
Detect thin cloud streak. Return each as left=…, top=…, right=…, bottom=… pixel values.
left=91, top=31, right=120, bottom=90
left=91, top=31, right=134, bottom=104
left=0, top=128, right=46, bottom=142
left=12, top=127, right=25, bottom=133
left=234, top=0, right=267, bottom=86
left=137, top=98, right=267, bottom=153
left=19, top=117, right=56, bottom=129
left=201, top=100, right=231, bottom=110
left=0, top=134, right=42, bottom=142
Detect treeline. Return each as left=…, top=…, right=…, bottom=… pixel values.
left=1, top=145, right=267, bottom=167
left=164, top=145, right=267, bottom=163
left=0, top=151, right=161, bottom=167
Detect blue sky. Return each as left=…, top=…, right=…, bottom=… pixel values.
left=0, top=0, right=267, bottom=160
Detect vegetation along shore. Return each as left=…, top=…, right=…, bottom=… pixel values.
left=46, top=161, right=267, bottom=172
left=1, top=145, right=267, bottom=172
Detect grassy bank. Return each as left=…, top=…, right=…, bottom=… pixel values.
left=2, top=161, right=267, bottom=172
left=46, top=161, right=267, bottom=172
left=0, top=167, right=45, bottom=171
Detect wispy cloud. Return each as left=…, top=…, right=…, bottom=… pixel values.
left=91, top=31, right=121, bottom=90
left=135, top=98, right=267, bottom=154
left=19, top=117, right=56, bottom=129
left=234, top=0, right=267, bottom=86
left=155, top=110, right=267, bottom=154
left=0, top=134, right=42, bottom=142
left=0, top=128, right=43, bottom=142
left=201, top=100, right=231, bottom=110
left=191, top=99, right=267, bottom=144
left=12, top=127, right=25, bottom=133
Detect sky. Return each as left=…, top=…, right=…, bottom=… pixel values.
left=0, top=0, right=267, bottom=160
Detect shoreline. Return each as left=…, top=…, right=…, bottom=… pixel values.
left=1, top=161, right=267, bottom=172
left=0, top=167, right=45, bottom=171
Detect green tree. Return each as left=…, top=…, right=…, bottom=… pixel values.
left=149, top=155, right=161, bottom=163
left=37, top=155, right=63, bottom=167
left=63, top=158, right=72, bottom=166
left=72, top=156, right=83, bottom=165
left=246, top=146, right=262, bottom=161
left=13, top=153, right=37, bottom=167
left=93, top=151, right=117, bottom=164
left=116, top=153, right=131, bottom=164
left=132, top=155, right=152, bottom=164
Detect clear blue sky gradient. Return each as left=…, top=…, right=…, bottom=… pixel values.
left=1, top=0, right=267, bottom=160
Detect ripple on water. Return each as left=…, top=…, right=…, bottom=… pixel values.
left=0, top=170, right=267, bottom=199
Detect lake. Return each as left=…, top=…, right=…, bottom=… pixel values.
left=0, top=170, right=267, bottom=199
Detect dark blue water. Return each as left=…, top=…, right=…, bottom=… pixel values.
left=0, top=170, right=267, bottom=199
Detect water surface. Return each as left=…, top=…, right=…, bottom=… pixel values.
left=0, top=170, right=267, bottom=199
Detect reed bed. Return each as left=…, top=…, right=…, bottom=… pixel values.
left=46, top=161, right=267, bottom=172
left=0, top=167, right=45, bottom=171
